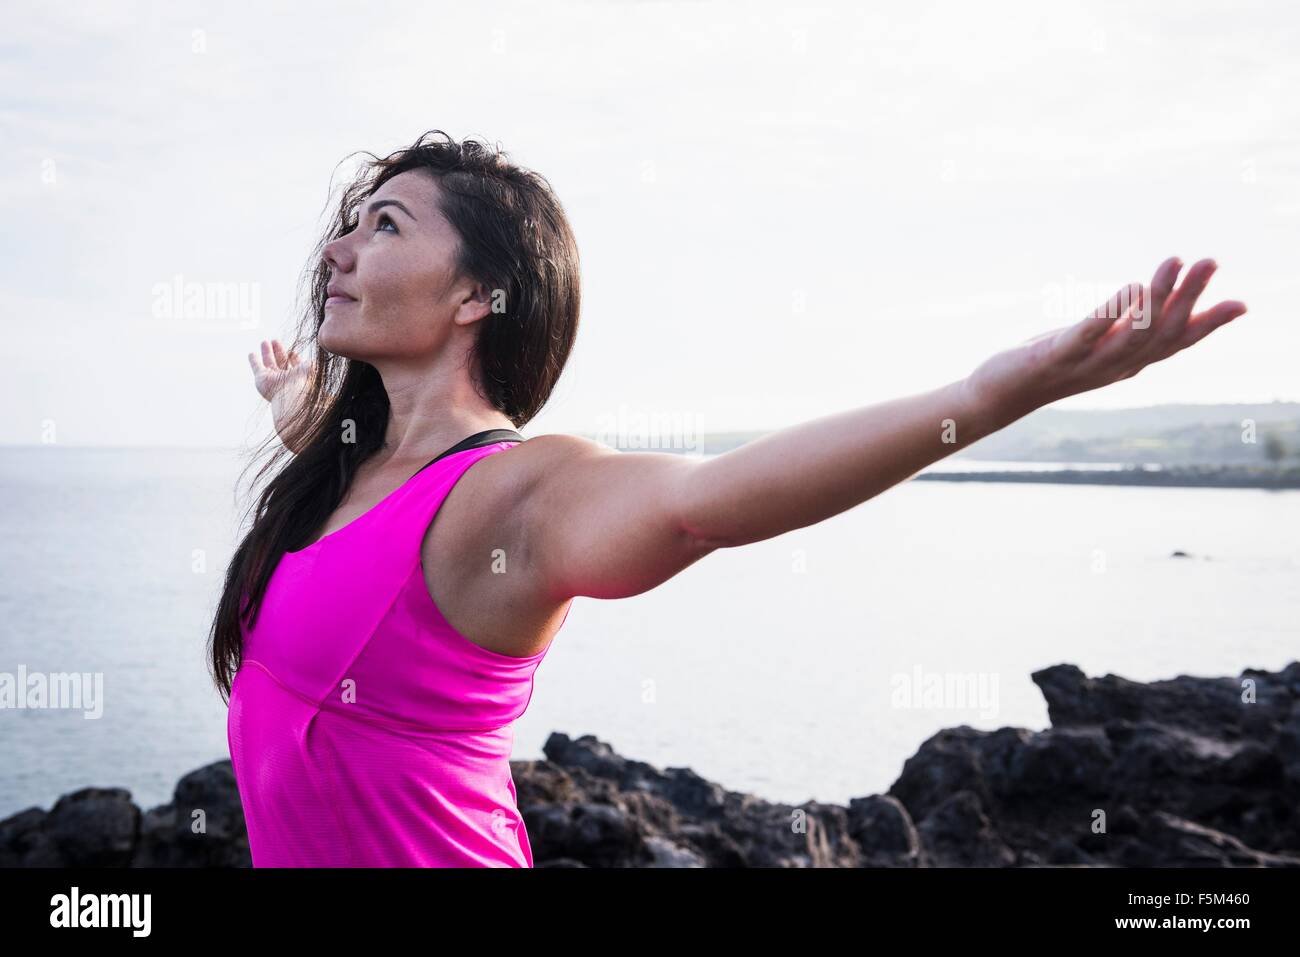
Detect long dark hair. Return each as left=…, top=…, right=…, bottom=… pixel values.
left=208, top=130, right=582, bottom=703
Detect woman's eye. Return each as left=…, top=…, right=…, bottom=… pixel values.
left=375, top=213, right=398, bottom=234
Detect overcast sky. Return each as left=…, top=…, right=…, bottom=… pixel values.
left=3, top=0, right=1297, bottom=448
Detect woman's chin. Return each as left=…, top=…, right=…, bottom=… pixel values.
left=317, top=321, right=355, bottom=358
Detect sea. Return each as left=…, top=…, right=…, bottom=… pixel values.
left=1, top=444, right=1296, bottom=819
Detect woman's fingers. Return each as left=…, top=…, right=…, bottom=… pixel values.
left=1108, top=257, right=1180, bottom=343
left=1024, top=255, right=1239, bottom=401
left=1074, top=281, right=1143, bottom=347
left=1142, top=256, right=1183, bottom=330
left=250, top=339, right=296, bottom=373
left=1180, top=299, right=1248, bottom=348
left=1100, top=257, right=1214, bottom=358
left=1160, top=258, right=1217, bottom=331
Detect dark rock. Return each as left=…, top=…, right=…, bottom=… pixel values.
left=643, top=835, right=706, bottom=867
left=0, top=807, right=60, bottom=867
left=527, top=801, right=640, bottom=868
left=917, top=790, right=1017, bottom=867
left=1114, top=811, right=1300, bottom=867
left=888, top=726, right=991, bottom=822
left=847, top=794, right=921, bottom=866
left=1033, top=663, right=1292, bottom=740
left=987, top=726, right=1114, bottom=798
left=0, top=765, right=251, bottom=868
left=47, top=788, right=139, bottom=867
left=133, top=762, right=250, bottom=867
left=1044, top=837, right=1097, bottom=865
left=4, top=661, right=1298, bottom=867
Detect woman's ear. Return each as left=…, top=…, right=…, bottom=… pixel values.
left=452, top=279, right=495, bottom=328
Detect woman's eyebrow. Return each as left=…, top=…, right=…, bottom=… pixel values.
left=366, top=198, right=417, bottom=221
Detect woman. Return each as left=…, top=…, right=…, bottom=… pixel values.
left=214, top=129, right=1247, bottom=868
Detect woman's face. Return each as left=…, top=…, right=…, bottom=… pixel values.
left=319, top=168, right=487, bottom=360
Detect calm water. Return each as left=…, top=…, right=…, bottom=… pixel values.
left=1, top=445, right=1297, bottom=819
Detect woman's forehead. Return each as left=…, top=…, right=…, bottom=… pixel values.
left=373, top=168, right=439, bottom=205
left=368, top=170, right=450, bottom=232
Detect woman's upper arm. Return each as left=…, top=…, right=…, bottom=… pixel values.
left=517, top=434, right=721, bottom=602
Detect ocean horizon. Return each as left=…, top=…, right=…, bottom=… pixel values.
left=2, top=443, right=1297, bottom=820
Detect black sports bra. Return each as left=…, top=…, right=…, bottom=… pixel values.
left=410, top=428, right=524, bottom=479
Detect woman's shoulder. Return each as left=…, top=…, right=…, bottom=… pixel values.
left=443, top=432, right=600, bottom=518
left=512, top=431, right=606, bottom=457
left=449, top=432, right=611, bottom=534
left=496, top=432, right=609, bottom=480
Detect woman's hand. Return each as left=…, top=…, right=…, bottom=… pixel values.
left=247, top=339, right=311, bottom=403
left=964, top=256, right=1248, bottom=421
left=248, top=339, right=314, bottom=453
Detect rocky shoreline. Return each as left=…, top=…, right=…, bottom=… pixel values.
left=3, top=661, right=1298, bottom=867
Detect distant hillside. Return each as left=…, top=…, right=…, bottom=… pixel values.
left=957, top=402, right=1300, bottom=465
left=578, top=402, right=1300, bottom=466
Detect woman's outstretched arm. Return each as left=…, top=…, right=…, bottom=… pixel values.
left=522, top=256, right=1246, bottom=600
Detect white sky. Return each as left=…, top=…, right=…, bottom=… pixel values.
left=3, top=0, right=1297, bottom=448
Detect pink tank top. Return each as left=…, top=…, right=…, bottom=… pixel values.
left=226, top=431, right=568, bottom=867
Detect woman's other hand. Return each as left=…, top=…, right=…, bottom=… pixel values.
left=247, top=339, right=312, bottom=403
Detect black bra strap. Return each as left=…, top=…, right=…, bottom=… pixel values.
left=411, top=428, right=524, bottom=478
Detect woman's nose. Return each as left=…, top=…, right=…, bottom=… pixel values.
left=322, top=235, right=351, bottom=272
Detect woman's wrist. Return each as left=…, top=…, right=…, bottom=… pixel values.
left=958, top=366, right=1044, bottom=437
left=269, top=388, right=306, bottom=453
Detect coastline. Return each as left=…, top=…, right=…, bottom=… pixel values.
left=913, top=464, right=1300, bottom=490
left=4, top=661, right=1297, bottom=867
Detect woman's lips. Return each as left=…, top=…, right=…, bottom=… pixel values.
left=325, top=296, right=356, bottom=306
